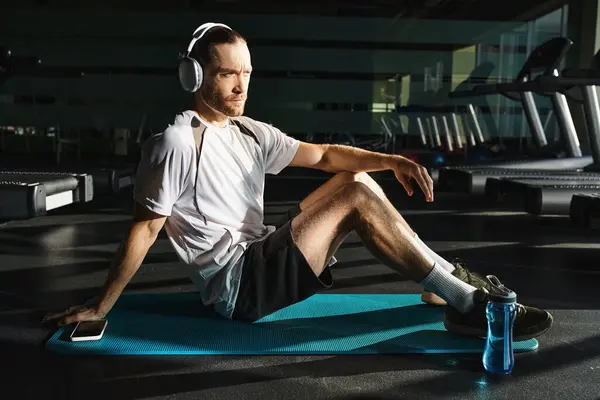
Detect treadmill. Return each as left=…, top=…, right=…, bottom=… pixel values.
left=0, top=48, right=135, bottom=197
left=568, top=59, right=600, bottom=225
left=437, top=37, right=593, bottom=195
left=484, top=58, right=600, bottom=216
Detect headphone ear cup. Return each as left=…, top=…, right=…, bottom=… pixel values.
left=178, top=57, right=204, bottom=92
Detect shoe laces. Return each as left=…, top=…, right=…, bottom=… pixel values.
left=452, top=258, right=492, bottom=289
left=452, top=258, right=476, bottom=285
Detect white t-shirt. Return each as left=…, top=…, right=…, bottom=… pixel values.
left=134, top=110, right=300, bottom=318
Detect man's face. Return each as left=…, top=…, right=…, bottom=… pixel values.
left=199, top=40, right=252, bottom=117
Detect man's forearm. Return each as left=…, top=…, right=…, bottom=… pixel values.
left=95, top=227, right=156, bottom=315
left=320, top=144, right=400, bottom=173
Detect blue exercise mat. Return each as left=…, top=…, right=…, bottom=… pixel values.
left=45, top=293, right=538, bottom=355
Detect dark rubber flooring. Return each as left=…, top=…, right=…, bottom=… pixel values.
left=1, top=174, right=599, bottom=400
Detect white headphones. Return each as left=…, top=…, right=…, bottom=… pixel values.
left=178, top=22, right=232, bottom=93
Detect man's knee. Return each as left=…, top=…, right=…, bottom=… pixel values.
left=335, top=172, right=382, bottom=198
left=335, top=171, right=370, bottom=184
left=338, top=181, right=376, bottom=208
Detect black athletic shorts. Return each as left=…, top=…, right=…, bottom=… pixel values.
left=232, top=203, right=334, bottom=322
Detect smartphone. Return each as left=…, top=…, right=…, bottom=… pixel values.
left=69, top=319, right=108, bottom=342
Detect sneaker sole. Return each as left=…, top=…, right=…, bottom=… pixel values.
left=443, top=312, right=554, bottom=342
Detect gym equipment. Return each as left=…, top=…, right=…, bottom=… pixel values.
left=438, top=37, right=590, bottom=194
left=415, top=62, right=500, bottom=161
left=486, top=178, right=600, bottom=215
left=570, top=192, right=600, bottom=228
left=522, top=184, right=600, bottom=215
left=386, top=63, right=459, bottom=171
left=486, top=175, right=600, bottom=203
left=2, top=163, right=136, bottom=197
left=178, top=22, right=232, bottom=93
left=439, top=158, right=593, bottom=194
left=439, top=63, right=557, bottom=163
left=481, top=55, right=600, bottom=215
left=453, top=37, right=577, bottom=155
left=436, top=62, right=497, bottom=155
left=0, top=47, right=135, bottom=197
left=45, top=292, right=538, bottom=355
left=0, top=171, right=93, bottom=219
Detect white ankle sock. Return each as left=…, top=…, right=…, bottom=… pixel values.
left=414, top=234, right=456, bottom=273
left=419, top=262, right=477, bottom=313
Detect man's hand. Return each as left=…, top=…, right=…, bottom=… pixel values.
left=390, top=157, right=434, bottom=202
left=42, top=304, right=105, bottom=327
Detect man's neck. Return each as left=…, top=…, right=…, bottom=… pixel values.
left=194, top=102, right=229, bottom=128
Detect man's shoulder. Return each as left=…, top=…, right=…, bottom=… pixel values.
left=172, top=110, right=198, bottom=128
left=232, top=116, right=282, bottom=138
left=231, top=115, right=272, bottom=130
left=143, top=112, right=195, bottom=154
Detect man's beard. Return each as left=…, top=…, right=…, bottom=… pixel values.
left=203, top=85, right=245, bottom=117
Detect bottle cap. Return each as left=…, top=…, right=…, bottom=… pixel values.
left=486, top=275, right=517, bottom=303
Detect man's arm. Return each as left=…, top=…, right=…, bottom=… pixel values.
left=43, top=202, right=167, bottom=325
left=289, top=142, right=434, bottom=201
left=94, top=202, right=167, bottom=315
left=289, top=142, right=397, bottom=173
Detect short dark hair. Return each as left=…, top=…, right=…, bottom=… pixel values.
left=190, top=26, right=246, bottom=68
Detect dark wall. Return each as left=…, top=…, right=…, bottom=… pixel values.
left=0, top=8, right=535, bottom=139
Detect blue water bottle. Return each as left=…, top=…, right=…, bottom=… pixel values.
left=482, top=275, right=517, bottom=374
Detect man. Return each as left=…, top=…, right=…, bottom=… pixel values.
left=44, top=23, right=552, bottom=341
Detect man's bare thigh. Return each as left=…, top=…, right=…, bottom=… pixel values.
left=291, top=181, right=371, bottom=276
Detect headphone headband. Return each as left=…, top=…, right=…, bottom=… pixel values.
left=185, top=22, right=232, bottom=56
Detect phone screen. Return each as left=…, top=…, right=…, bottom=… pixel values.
left=71, top=320, right=107, bottom=338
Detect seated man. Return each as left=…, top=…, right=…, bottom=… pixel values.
left=44, top=23, right=552, bottom=341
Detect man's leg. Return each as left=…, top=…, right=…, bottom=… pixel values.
left=294, top=171, right=416, bottom=273
left=291, top=181, right=479, bottom=313
left=299, top=172, right=455, bottom=269
left=298, top=172, right=415, bottom=235
left=297, top=171, right=455, bottom=305
left=289, top=177, right=552, bottom=340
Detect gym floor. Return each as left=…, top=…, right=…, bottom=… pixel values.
left=1, top=175, right=599, bottom=400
